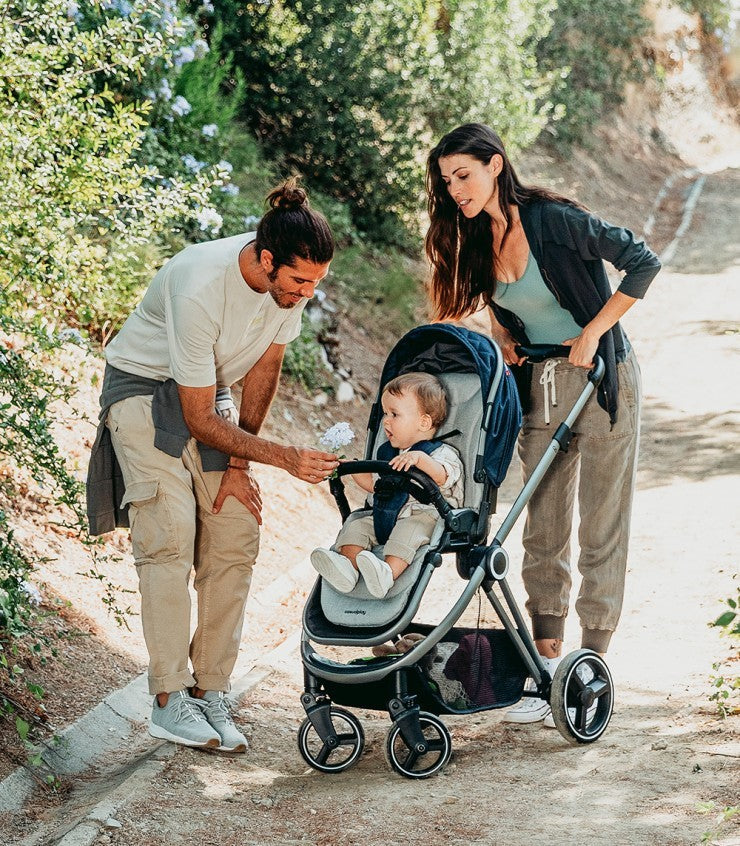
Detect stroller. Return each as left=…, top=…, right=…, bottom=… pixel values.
left=299, top=323, right=614, bottom=778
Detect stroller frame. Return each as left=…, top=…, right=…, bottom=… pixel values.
left=299, top=334, right=614, bottom=778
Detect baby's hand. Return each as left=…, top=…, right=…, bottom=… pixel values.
left=389, top=451, right=423, bottom=472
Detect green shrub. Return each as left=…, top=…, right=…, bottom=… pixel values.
left=536, top=0, right=651, bottom=147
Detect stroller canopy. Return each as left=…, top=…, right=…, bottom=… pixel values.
left=370, top=323, right=522, bottom=488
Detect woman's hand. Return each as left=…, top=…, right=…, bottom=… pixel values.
left=563, top=328, right=599, bottom=368
left=495, top=329, right=528, bottom=367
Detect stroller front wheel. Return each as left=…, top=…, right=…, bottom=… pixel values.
left=550, top=649, right=614, bottom=744
left=298, top=706, right=365, bottom=773
left=385, top=712, right=452, bottom=779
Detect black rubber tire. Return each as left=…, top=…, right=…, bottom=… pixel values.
left=550, top=649, right=614, bottom=744
left=384, top=711, right=452, bottom=779
left=297, top=707, right=365, bottom=773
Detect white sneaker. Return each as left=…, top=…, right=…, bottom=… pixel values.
left=356, top=550, right=395, bottom=599
left=503, top=657, right=560, bottom=724
left=502, top=678, right=551, bottom=724
left=311, top=548, right=358, bottom=593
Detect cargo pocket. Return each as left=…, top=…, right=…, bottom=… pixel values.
left=121, top=479, right=177, bottom=563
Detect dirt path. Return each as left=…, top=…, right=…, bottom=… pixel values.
left=3, top=164, right=738, bottom=846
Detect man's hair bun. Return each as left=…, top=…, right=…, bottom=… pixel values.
left=266, top=177, right=308, bottom=212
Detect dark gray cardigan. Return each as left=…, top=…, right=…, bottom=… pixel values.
left=491, top=200, right=661, bottom=423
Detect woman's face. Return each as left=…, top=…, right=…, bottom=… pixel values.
left=438, top=153, right=501, bottom=218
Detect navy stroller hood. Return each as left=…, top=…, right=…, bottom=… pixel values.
left=370, top=324, right=522, bottom=488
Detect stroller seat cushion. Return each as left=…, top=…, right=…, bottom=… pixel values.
left=319, top=541, right=430, bottom=628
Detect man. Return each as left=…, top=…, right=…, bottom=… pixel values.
left=87, top=180, right=339, bottom=750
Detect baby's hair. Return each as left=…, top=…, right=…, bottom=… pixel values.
left=255, top=176, right=334, bottom=270
left=383, top=372, right=448, bottom=429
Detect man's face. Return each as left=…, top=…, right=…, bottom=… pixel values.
left=265, top=256, right=331, bottom=309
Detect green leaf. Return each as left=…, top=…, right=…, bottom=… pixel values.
left=15, top=717, right=29, bottom=741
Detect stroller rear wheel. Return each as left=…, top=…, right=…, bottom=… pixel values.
left=550, top=649, right=614, bottom=744
left=384, top=712, right=452, bottom=779
left=298, top=706, right=365, bottom=773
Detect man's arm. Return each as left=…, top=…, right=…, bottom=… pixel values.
left=177, top=344, right=338, bottom=482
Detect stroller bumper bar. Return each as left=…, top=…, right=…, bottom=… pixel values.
left=330, top=460, right=455, bottom=526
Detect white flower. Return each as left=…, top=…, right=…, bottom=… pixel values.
left=220, top=183, right=240, bottom=196
left=158, top=78, right=173, bottom=101
left=66, top=1, right=80, bottom=19
left=192, top=39, right=209, bottom=59
left=171, top=95, right=192, bottom=117
left=201, top=123, right=218, bottom=138
left=175, top=45, right=196, bottom=69
left=182, top=154, right=206, bottom=172
left=200, top=1, right=215, bottom=13
left=243, top=214, right=261, bottom=229
left=58, top=327, right=84, bottom=344
left=196, top=207, right=223, bottom=233
left=320, top=422, right=355, bottom=452
left=216, top=159, right=233, bottom=173
left=20, top=580, right=42, bottom=607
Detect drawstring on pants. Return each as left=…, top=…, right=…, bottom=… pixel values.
left=540, top=359, right=559, bottom=425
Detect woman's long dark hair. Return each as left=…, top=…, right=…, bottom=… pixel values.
left=255, top=177, right=334, bottom=271
left=425, top=123, right=581, bottom=321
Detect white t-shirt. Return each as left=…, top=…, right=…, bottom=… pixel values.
left=105, top=233, right=304, bottom=389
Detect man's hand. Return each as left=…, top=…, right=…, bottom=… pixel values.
left=212, top=465, right=263, bottom=524
left=281, top=447, right=339, bottom=483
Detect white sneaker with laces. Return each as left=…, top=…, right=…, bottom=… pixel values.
left=310, top=548, right=359, bottom=593
left=356, top=550, right=395, bottom=599
left=503, top=657, right=561, bottom=724
left=502, top=678, right=551, bottom=723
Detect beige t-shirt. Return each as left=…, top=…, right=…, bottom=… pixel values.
left=105, top=232, right=304, bottom=389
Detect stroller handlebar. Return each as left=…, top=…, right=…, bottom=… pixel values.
left=514, top=345, right=605, bottom=385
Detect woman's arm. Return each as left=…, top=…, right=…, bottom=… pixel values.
left=559, top=205, right=661, bottom=299
left=488, top=309, right=528, bottom=367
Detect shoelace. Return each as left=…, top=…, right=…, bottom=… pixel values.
left=539, top=359, right=559, bottom=425
left=200, top=694, right=235, bottom=726
left=171, top=693, right=209, bottom=724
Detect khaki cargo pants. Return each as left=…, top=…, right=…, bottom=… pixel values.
left=107, top=395, right=259, bottom=695
left=518, top=352, right=642, bottom=654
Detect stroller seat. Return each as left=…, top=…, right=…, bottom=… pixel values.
left=307, top=370, right=486, bottom=641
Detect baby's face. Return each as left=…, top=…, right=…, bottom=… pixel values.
left=381, top=390, right=432, bottom=450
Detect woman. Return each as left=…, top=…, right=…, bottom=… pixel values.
left=425, top=124, right=660, bottom=726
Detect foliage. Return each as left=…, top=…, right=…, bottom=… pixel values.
left=0, top=0, right=217, bottom=769
left=282, top=323, right=331, bottom=393
left=678, top=0, right=733, bottom=34
left=423, top=0, right=559, bottom=153
left=697, top=801, right=740, bottom=843
left=707, top=581, right=739, bottom=718
left=208, top=0, right=563, bottom=246
left=535, top=0, right=651, bottom=147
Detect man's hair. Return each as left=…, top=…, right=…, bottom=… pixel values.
left=254, top=177, right=334, bottom=270
left=383, top=372, right=448, bottom=429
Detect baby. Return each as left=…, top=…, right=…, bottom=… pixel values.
left=311, top=372, right=463, bottom=599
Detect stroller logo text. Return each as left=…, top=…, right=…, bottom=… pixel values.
left=344, top=609, right=366, bottom=615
